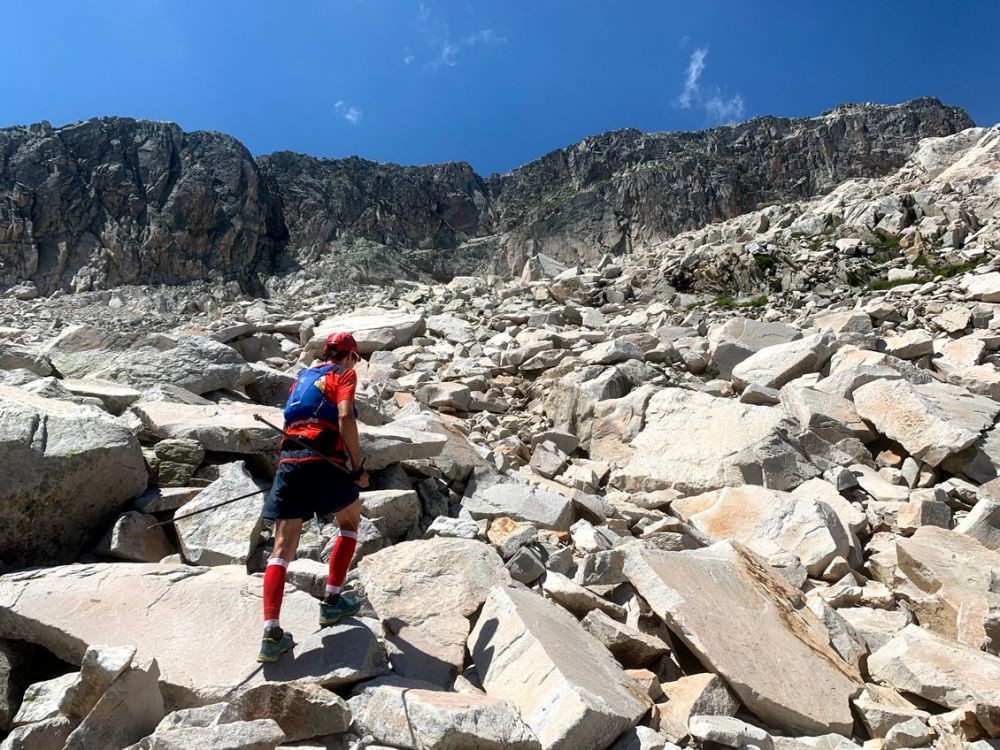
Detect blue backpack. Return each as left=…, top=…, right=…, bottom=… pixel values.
left=283, top=364, right=344, bottom=426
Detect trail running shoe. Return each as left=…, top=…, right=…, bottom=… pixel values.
left=256, top=626, right=293, bottom=663
left=319, top=593, right=362, bottom=626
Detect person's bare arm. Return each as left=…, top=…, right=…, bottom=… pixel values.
left=338, top=399, right=368, bottom=488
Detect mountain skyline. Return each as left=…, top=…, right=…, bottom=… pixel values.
left=3, top=1, right=998, bottom=175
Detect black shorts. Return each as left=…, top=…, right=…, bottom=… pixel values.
left=261, top=450, right=360, bottom=522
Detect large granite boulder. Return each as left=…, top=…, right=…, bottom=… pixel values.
left=350, top=684, right=540, bottom=750
left=707, top=318, right=802, bottom=379
left=0, top=564, right=386, bottom=709
left=592, top=387, right=827, bottom=493
left=0, top=385, right=148, bottom=566
left=672, top=485, right=851, bottom=576
left=853, top=379, right=999, bottom=466
left=305, top=310, right=426, bottom=357
left=131, top=401, right=283, bottom=454
left=892, top=526, right=1000, bottom=651
left=624, top=542, right=862, bottom=735
left=730, top=333, right=835, bottom=391
left=868, top=625, right=1000, bottom=736
left=44, top=325, right=254, bottom=394
left=469, top=586, right=649, bottom=750
left=174, top=462, right=265, bottom=567
left=462, top=469, right=575, bottom=531
left=357, top=538, right=510, bottom=685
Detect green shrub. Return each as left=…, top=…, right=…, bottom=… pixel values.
left=754, top=254, right=777, bottom=272
left=869, top=235, right=901, bottom=252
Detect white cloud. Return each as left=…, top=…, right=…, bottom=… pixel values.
left=678, top=47, right=707, bottom=109
left=403, top=53, right=415, bottom=64
left=463, top=29, right=507, bottom=47
left=424, top=28, right=505, bottom=71
left=335, top=100, right=362, bottom=125
left=705, top=92, right=745, bottom=123
left=676, top=46, right=745, bottom=125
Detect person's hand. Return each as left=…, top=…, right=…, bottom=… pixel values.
left=354, top=470, right=369, bottom=489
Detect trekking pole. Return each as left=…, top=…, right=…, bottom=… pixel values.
left=147, top=488, right=266, bottom=529
left=251, top=414, right=355, bottom=475
left=145, top=415, right=361, bottom=530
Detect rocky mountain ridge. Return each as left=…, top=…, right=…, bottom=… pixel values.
left=0, top=98, right=973, bottom=296
left=1, top=120, right=1000, bottom=749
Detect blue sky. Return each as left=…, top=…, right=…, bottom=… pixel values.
left=4, top=1, right=999, bottom=175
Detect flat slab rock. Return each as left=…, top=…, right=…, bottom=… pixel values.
left=893, top=526, right=1000, bottom=649
left=131, top=400, right=283, bottom=454
left=595, top=387, right=825, bottom=493
left=868, top=624, right=1000, bottom=736
left=0, top=564, right=386, bottom=710
left=624, top=541, right=862, bottom=735
left=462, top=469, right=575, bottom=530
left=469, top=585, right=649, bottom=750
left=853, top=379, right=999, bottom=467
left=672, top=485, right=851, bottom=576
left=43, top=324, right=254, bottom=395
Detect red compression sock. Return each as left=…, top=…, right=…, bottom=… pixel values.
left=262, top=558, right=288, bottom=624
left=326, top=531, right=358, bottom=593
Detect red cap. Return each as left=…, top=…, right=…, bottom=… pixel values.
left=324, top=331, right=359, bottom=353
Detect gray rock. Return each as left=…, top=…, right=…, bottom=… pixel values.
left=593, top=387, right=826, bottom=494
left=95, top=512, right=174, bottom=562
left=350, top=684, right=540, bottom=749
left=853, top=380, right=999, bottom=467
left=868, top=624, right=1000, bottom=735
left=671, top=485, right=851, bottom=576
left=609, top=726, right=674, bottom=750
left=123, top=719, right=287, bottom=750
left=462, top=470, right=574, bottom=530
left=581, top=609, right=670, bottom=667
left=60, top=644, right=137, bottom=719
left=708, top=318, right=802, bottom=379
left=624, top=543, right=861, bottom=735
left=883, top=716, right=931, bottom=750
left=0, top=384, right=148, bottom=566
left=955, top=496, right=1000, bottom=550
left=174, top=462, right=264, bottom=566
left=62, top=658, right=164, bottom=750
left=60, top=378, right=141, bottom=415
left=358, top=538, right=510, bottom=685
left=0, top=716, right=78, bottom=750
left=45, top=325, right=253, bottom=394
left=687, top=715, right=773, bottom=750
left=469, top=586, right=649, bottom=750
left=131, top=401, right=282, bottom=454
left=0, top=342, right=53, bottom=376
left=217, top=682, right=350, bottom=743
left=541, top=571, right=626, bottom=619
left=851, top=683, right=929, bottom=739
left=10, top=672, right=77, bottom=727
left=360, top=489, right=421, bottom=539
left=655, top=673, right=740, bottom=742
left=0, top=563, right=385, bottom=710
left=730, top=333, right=834, bottom=391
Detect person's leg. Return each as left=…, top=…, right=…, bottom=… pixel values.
left=263, top=518, right=302, bottom=629
left=325, top=499, right=361, bottom=601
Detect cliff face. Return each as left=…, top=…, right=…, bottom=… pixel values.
left=0, top=98, right=975, bottom=294
left=0, top=118, right=286, bottom=294
left=483, top=99, right=975, bottom=273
